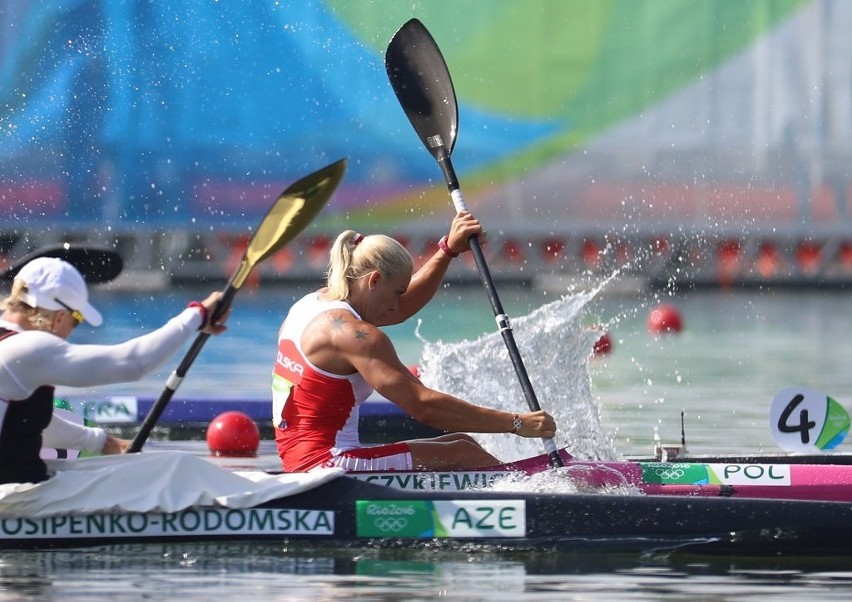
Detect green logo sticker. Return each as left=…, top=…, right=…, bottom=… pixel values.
left=355, top=500, right=526, bottom=538
left=641, top=462, right=711, bottom=485
left=816, top=396, right=851, bottom=450
left=640, top=462, right=791, bottom=486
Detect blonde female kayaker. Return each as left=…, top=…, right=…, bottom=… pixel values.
left=0, top=257, right=228, bottom=484
left=272, top=211, right=557, bottom=472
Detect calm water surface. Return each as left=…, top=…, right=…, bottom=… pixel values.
left=3, top=544, right=852, bottom=601
left=3, top=281, right=852, bottom=600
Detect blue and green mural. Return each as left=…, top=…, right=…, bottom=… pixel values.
left=3, top=0, right=839, bottom=232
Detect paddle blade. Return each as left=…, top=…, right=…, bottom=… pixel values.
left=231, top=158, right=347, bottom=289
left=385, top=18, right=458, bottom=159
left=2, top=243, right=123, bottom=284
left=129, top=159, right=346, bottom=453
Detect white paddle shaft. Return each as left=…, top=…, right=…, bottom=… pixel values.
left=450, top=189, right=467, bottom=212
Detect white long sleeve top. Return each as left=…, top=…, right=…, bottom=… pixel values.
left=0, top=307, right=203, bottom=451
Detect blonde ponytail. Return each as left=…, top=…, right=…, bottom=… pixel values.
left=325, top=230, right=413, bottom=300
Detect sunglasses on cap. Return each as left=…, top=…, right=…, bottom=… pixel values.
left=54, top=298, right=84, bottom=326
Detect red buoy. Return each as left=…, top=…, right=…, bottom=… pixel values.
left=593, top=332, right=613, bottom=355
left=647, top=303, right=683, bottom=334
left=206, top=411, right=260, bottom=457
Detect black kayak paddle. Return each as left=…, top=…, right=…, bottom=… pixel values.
left=2, top=243, right=123, bottom=284
left=385, top=19, right=562, bottom=468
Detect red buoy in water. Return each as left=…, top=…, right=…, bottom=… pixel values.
left=593, top=332, right=613, bottom=355
left=647, top=303, right=683, bottom=334
left=206, top=411, right=260, bottom=457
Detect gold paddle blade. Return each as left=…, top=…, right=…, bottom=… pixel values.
left=231, top=158, right=346, bottom=289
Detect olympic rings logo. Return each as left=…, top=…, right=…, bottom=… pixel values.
left=373, top=517, right=409, bottom=532
left=654, top=468, right=685, bottom=480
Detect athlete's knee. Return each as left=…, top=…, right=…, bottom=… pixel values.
left=456, top=433, right=482, bottom=449
left=447, top=437, right=488, bottom=456
left=442, top=432, right=480, bottom=446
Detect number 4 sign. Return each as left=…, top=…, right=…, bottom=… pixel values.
left=770, top=386, right=851, bottom=453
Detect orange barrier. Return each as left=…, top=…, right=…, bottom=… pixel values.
left=796, top=242, right=822, bottom=275
left=541, top=238, right=566, bottom=263
left=840, top=242, right=852, bottom=271
left=717, top=239, right=742, bottom=286
left=306, top=235, right=332, bottom=269
left=501, top=239, right=524, bottom=264
left=581, top=239, right=601, bottom=270
left=8, top=228, right=852, bottom=288
left=756, top=241, right=781, bottom=278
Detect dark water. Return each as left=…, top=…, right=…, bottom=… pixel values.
left=3, top=543, right=852, bottom=600
left=4, top=283, right=852, bottom=600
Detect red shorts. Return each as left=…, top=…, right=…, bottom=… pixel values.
left=323, top=442, right=413, bottom=471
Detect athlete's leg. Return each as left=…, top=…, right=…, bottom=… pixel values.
left=328, top=434, right=502, bottom=472
left=406, top=433, right=501, bottom=470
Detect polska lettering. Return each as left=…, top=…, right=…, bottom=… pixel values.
left=276, top=352, right=304, bottom=376
left=0, top=508, right=334, bottom=539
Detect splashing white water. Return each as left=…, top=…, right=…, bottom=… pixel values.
left=416, top=283, right=620, bottom=463
left=478, top=465, right=641, bottom=496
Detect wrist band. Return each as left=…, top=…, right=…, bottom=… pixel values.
left=187, top=301, right=209, bottom=331
left=511, top=413, right=522, bottom=434
left=438, top=235, right=459, bottom=258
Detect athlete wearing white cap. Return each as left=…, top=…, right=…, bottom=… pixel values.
left=16, top=257, right=104, bottom=326
left=0, top=257, right=229, bottom=484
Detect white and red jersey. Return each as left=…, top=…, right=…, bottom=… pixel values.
left=272, top=292, right=374, bottom=472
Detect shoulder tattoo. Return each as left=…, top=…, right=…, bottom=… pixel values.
left=328, top=314, right=369, bottom=341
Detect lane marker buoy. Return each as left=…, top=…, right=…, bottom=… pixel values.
left=647, top=303, right=683, bottom=334
left=206, top=410, right=260, bottom=457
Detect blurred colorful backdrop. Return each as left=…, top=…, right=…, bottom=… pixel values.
left=2, top=1, right=848, bottom=238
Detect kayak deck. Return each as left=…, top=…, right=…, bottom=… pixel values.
left=4, top=474, right=852, bottom=554
left=5, top=448, right=852, bottom=553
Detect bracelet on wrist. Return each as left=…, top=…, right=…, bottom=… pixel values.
left=438, top=235, right=459, bottom=258
left=511, top=413, right=522, bottom=434
left=187, top=301, right=209, bottom=331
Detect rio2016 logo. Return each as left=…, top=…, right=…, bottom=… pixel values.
left=355, top=500, right=526, bottom=539
left=372, top=517, right=409, bottom=532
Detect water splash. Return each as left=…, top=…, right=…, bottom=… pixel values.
left=478, top=465, right=641, bottom=496
left=416, top=283, right=620, bottom=463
